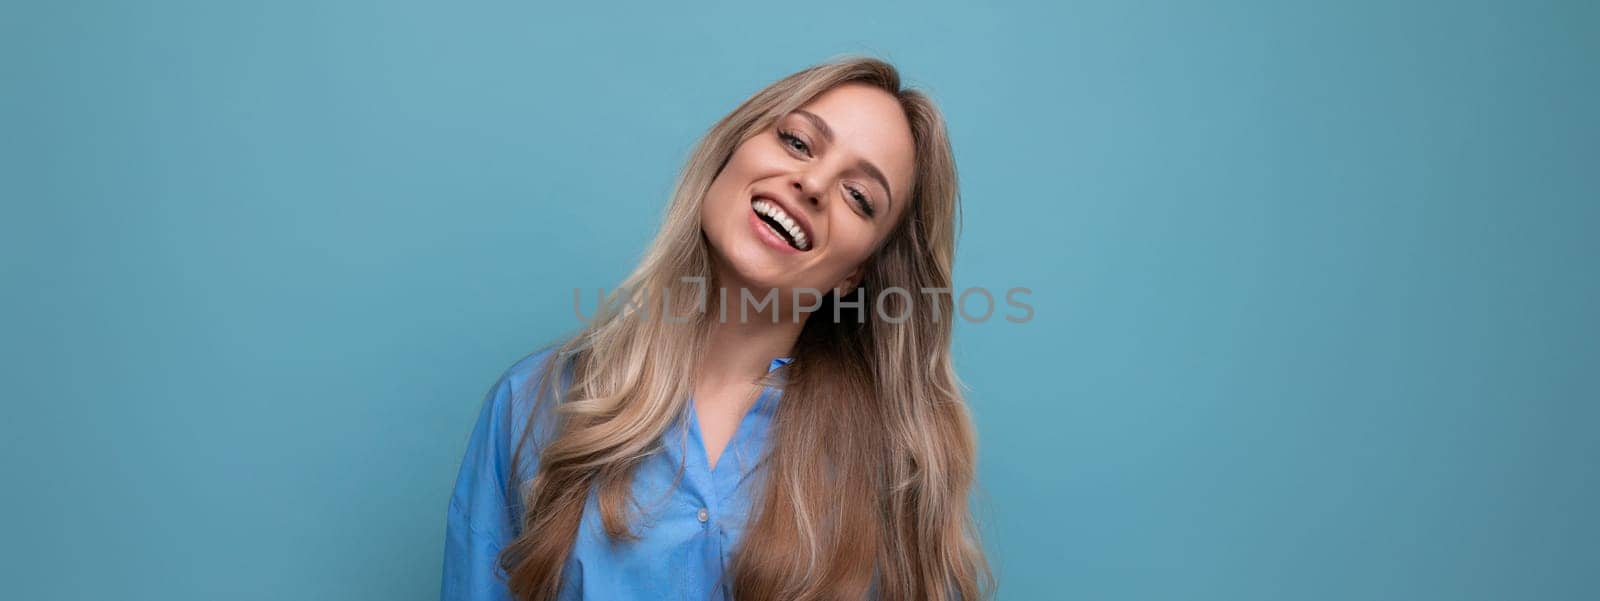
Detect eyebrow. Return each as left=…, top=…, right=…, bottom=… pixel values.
left=792, top=109, right=895, bottom=212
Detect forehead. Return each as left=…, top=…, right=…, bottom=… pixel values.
left=792, top=84, right=916, bottom=210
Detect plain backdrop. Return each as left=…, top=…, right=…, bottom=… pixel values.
left=2, top=1, right=1596, bottom=599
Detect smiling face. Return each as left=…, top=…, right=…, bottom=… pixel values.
left=700, top=83, right=917, bottom=304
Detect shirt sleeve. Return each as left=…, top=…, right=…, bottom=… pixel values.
left=441, top=350, right=558, bottom=601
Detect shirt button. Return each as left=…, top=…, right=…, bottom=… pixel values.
left=697, top=507, right=709, bottom=523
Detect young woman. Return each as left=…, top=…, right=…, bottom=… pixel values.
left=441, top=56, right=994, bottom=601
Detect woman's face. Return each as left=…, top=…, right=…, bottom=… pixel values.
left=701, top=83, right=917, bottom=302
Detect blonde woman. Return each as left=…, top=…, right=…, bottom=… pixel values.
left=441, top=56, right=993, bottom=601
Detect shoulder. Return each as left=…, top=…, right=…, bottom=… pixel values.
left=488, top=345, right=570, bottom=479
left=445, top=346, right=573, bottom=551
left=498, top=346, right=564, bottom=404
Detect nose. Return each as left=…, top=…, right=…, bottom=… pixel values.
left=791, top=177, right=821, bottom=209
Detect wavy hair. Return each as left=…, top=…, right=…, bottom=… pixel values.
left=497, top=55, right=994, bottom=601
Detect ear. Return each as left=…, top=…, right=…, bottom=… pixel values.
left=832, top=263, right=866, bottom=297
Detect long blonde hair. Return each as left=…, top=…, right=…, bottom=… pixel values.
left=499, top=55, right=994, bottom=601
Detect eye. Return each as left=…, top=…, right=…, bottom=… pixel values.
left=777, top=129, right=811, bottom=157
left=846, top=184, right=876, bottom=218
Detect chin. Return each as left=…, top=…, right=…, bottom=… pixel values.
left=716, top=246, right=792, bottom=290
left=705, top=215, right=794, bottom=288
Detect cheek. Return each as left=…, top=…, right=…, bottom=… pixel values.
left=822, top=220, right=884, bottom=267
left=704, top=149, right=764, bottom=217
left=701, top=171, right=745, bottom=229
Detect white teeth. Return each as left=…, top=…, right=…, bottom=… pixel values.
left=752, top=199, right=810, bottom=250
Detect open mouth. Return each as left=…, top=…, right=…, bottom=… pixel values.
left=751, top=198, right=812, bottom=251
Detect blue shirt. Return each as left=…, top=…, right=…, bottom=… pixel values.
left=441, top=348, right=793, bottom=600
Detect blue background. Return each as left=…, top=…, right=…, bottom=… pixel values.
left=2, top=1, right=1595, bottom=599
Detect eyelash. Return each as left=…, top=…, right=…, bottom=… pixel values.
left=778, top=129, right=877, bottom=218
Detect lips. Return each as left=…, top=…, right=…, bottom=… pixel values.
left=750, top=196, right=813, bottom=251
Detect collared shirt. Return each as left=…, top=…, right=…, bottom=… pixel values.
left=440, top=348, right=792, bottom=600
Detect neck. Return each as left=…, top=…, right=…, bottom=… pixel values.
left=696, top=283, right=804, bottom=390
